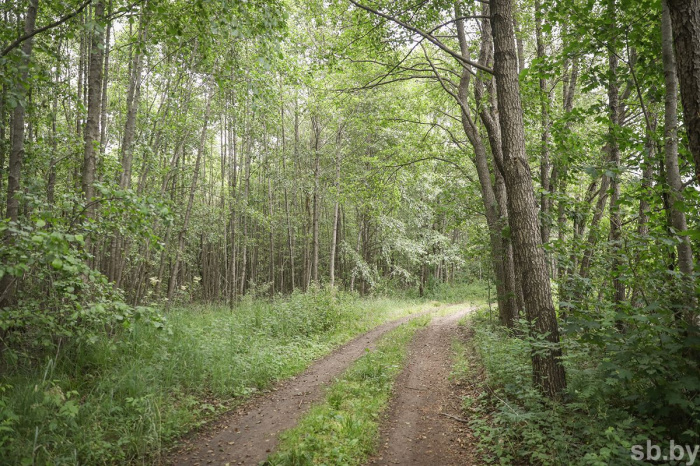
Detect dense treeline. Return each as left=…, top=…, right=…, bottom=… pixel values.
left=1, top=0, right=699, bottom=456
left=0, top=0, right=480, bottom=362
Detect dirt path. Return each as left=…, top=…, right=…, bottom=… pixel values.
left=369, top=308, right=478, bottom=466
left=166, top=305, right=456, bottom=466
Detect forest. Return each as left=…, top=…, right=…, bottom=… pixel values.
left=0, top=0, right=699, bottom=464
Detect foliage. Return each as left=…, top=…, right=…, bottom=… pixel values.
left=0, top=189, right=167, bottom=366
left=456, top=308, right=700, bottom=465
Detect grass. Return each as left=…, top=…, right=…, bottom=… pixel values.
left=264, top=315, right=430, bottom=466
left=0, top=289, right=435, bottom=465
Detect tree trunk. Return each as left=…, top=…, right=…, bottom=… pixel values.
left=578, top=171, right=610, bottom=280
left=119, top=11, right=147, bottom=189
left=607, top=8, right=626, bottom=314
left=491, top=0, right=566, bottom=398
left=99, top=0, right=112, bottom=160
left=329, top=129, right=342, bottom=287
left=666, top=0, right=700, bottom=183
left=283, top=100, right=296, bottom=291
left=81, top=0, right=105, bottom=220
left=0, top=0, right=38, bottom=306
left=239, top=111, right=251, bottom=296
left=5, top=0, right=38, bottom=223
left=535, top=0, right=551, bottom=246
left=662, top=0, right=696, bottom=317
left=311, top=115, right=321, bottom=285
left=456, top=1, right=518, bottom=327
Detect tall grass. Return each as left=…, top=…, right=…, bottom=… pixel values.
left=0, top=289, right=429, bottom=464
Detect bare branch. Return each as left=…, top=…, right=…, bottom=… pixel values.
left=347, top=0, right=493, bottom=74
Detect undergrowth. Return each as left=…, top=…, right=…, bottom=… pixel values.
left=0, top=288, right=430, bottom=465
left=453, top=308, right=700, bottom=465
left=264, top=315, right=430, bottom=466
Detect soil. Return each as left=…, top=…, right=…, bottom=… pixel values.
left=165, top=305, right=456, bottom=466
left=368, top=308, right=480, bottom=466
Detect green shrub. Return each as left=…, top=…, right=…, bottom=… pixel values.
left=458, top=308, right=700, bottom=465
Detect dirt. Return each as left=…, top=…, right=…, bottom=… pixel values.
left=368, top=308, right=480, bottom=466
left=165, top=305, right=451, bottom=466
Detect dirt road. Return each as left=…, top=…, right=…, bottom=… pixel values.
left=369, top=309, right=478, bottom=466
left=166, top=305, right=454, bottom=466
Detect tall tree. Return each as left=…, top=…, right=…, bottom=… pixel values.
left=5, top=0, right=38, bottom=223
left=662, top=0, right=696, bottom=317
left=491, top=0, right=566, bottom=397
left=607, top=0, right=626, bottom=315
left=81, top=0, right=105, bottom=220
left=1, top=0, right=39, bottom=306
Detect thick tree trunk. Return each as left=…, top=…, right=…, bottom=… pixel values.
left=666, top=0, right=700, bottom=183
left=662, top=0, right=696, bottom=317
left=455, top=2, right=518, bottom=326
left=82, top=0, right=105, bottom=220
left=491, top=0, right=566, bottom=397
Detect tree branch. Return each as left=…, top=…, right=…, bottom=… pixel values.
left=347, top=0, right=493, bottom=74
left=2, top=0, right=93, bottom=57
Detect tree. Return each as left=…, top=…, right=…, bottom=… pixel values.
left=662, top=0, right=696, bottom=317
left=81, top=0, right=105, bottom=222
left=666, top=0, right=700, bottom=183
left=491, top=0, right=566, bottom=397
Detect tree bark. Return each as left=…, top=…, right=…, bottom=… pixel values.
left=311, top=115, right=321, bottom=284
left=535, top=0, right=551, bottom=246
left=99, top=0, right=112, bottom=160
left=81, top=0, right=105, bottom=220
left=454, top=1, right=518, bottom=327
left=579, top=171, right=610, bottom=280
left=329, top=127, right=342, bottom=287
left=119, top=10, right=147, bottom=189
left=666, top=0, right=700, bottom=183
left=0, top=0, right=38, bottom=306
left=662, top=0, right=696, bottom=316
left=5, top=0, right=38, bottom=223
left=491, top=0, right=566, bottom=397
left=607, top=4, right=626, bottom=314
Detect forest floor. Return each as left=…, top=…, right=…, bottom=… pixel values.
left=166, top=304, right=478, bottom=466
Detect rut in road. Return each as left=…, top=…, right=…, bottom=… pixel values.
left=166, top=304, right=459, bottom=466
left=369, top=307, right=478, bottom=466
